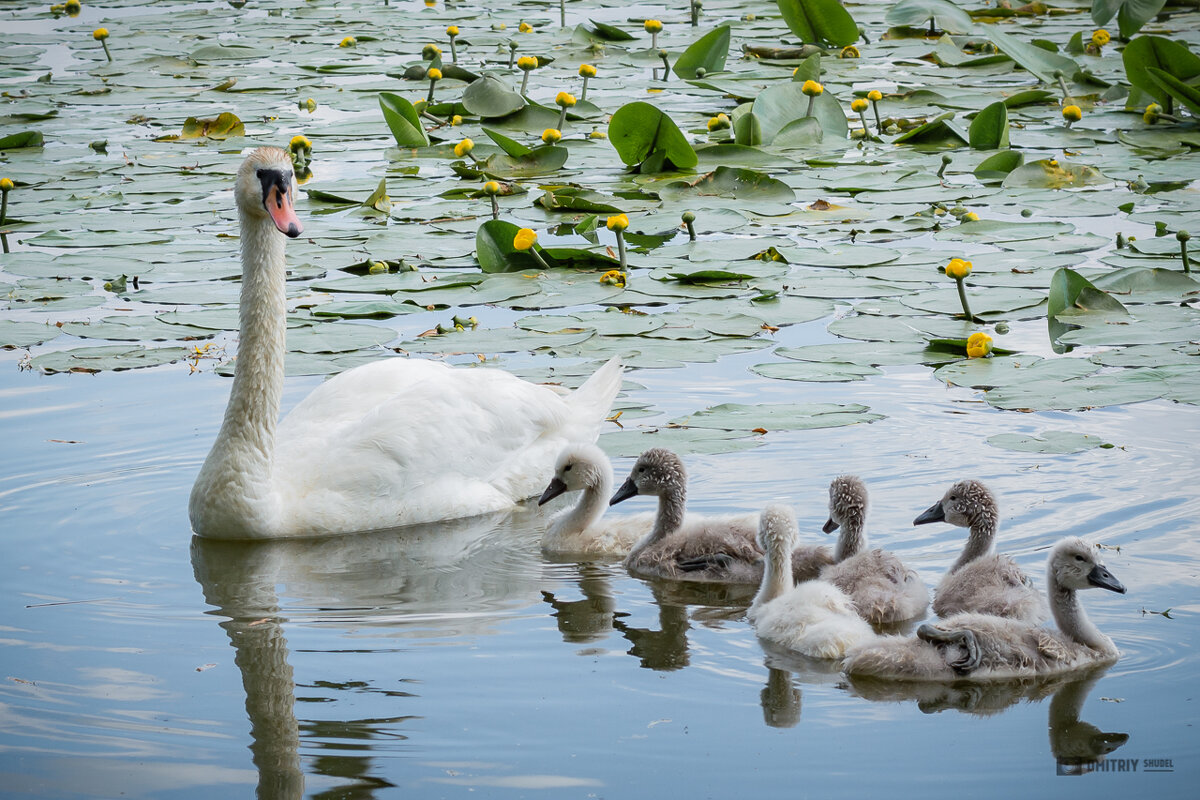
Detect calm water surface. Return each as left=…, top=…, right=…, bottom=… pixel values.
left=1, top=333, right=1197, bottom=799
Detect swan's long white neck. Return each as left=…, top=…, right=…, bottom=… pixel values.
left=189, top=210, right=286, bottom=537
left=951, top=516, right=996, bottom=573
left=752, top=528, right=794, bottom=609
left=1047, top=569, right=1115, bottom=656
left=548, top=472, right=612, bottom=540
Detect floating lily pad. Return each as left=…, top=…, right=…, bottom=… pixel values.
left=669, top=402, right=884, bottom=432
left=986, top=431, right=1109, bottom=454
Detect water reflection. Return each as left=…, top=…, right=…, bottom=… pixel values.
left=540, top=563, right=620, bottom=645
left=190, top=509, right=544, bottom=800
left=848, top=667, right=1128, bottom=768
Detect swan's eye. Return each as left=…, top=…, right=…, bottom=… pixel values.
left=949, top=495, right=958, bottom=502
left=1074, top=554, right=1085, bottom=562
left=563, top=464, right=572, bottom=472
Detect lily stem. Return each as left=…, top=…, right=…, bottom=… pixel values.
left=955, top=277, right=974, bottom=321
left=615, top=231, right=628, bottom=270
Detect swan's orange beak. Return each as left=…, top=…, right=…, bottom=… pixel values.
left=265, top=182, right=303, bottom=238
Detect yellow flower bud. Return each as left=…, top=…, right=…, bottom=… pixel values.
left=966, top=332, right=993, bottom=359
left=588, top=129, right=607, bottom=139
left=963, top=211, right=979, bottom=222
left=867, top=90, right=883, bottom=102
left=1143, top=102, right=1162, bottom=124
left=707, top=113, right=731, bottom=131
left=450, top=114, right=463, bottom=126
left=519, top=21, right=533, bottom=33
left=1091, top=29, right=1110, bottom=47
left=447, top=25, right=459, bottom=37
left=289, top=134, right=312, bottom=151
left=483, top=180, right=501, bottom=195
left=840, top=45, right=860, bottom=59
left=517, top=56, right=538, bottom=71
left=369, top=261, right=388, bottom=274
left=513, top=228, right=538, bottom=251
left=300, top=97, right=317, bottom=111
left=93, top=27, right=109, bottom=40
left=427, top=67, right=443, bottom=81
left=606, top=214, right=629, bottom=232
left=339, top=36, right=357, bottom=48
left=579, top=64, right=597, bottom=78
left=1062, top=104, right=1082, bottom=122
left=541, top=128, right=562, bottom=144
left=65, top=0, right=80, bottom=14
left=0, top=178, right=13, bottom=192
left=644, top=19, right=663, bottom=34
left=801, top=80, right=823, bottom=97
left=422, top=43, right=442, bottom=59
left=555, top=91, right=577, bottom=108
left=599, top=270, right=627, bottom=287
left=945, top=258, right=973, bottom=280
left=453, top=138, right=474, bottom=157
left=851, top=98, right=869, bottom=112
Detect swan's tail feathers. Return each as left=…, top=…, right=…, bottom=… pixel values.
left=567, top=357, right=624, bottom=428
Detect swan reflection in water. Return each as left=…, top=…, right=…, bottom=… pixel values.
left=846, top=666, right=1128, bottom=769
left=191, top=508, right=546, bottom=800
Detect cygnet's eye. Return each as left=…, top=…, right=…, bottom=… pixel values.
left=1074, top=554, right=1085, bottom=562
left=563, top=464, right=572, bottom=472
left=636, top=466, right=644, bottom=474
left=949, top=495, right=958, bottom=502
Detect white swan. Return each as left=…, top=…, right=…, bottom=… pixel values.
left=844, top=537, right=1126, bottom=681
left=608, top=448, right=765, bottom=583
left=537, top=443, right=654, bottom=556
left=818, top=475, right=929, bottom=625
left=749, top=505, right=878, bottom=659
left=915, top=479, right=1048, bottom=623
left=189, top=148, right=623, bottom=539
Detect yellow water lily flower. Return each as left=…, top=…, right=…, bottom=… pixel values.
left=1062, top=104, right=1082, bottom=122
left=453, top=138, right=474, bottom=157
left=517, top=56, right=538, bottom=71
left=450, top=114, right=463, bottom=126
left=339, top=36, right=357, bottom=48
left=851, top=98, right=869, bottom=113
left=867, top=90, right=883, bottom=102
left=555, top=91, right=577, bottom=108
left=599, top=270, right=626, bottom=287
left=289, top=134, right=312, bottom=151
left=644, top=19, right=663, bottom=33
left=1144, top=103, right=1162, bottom=124
left=945, top=258, right=973, bottom=280
left=65, top=0, right=80, bottom=14
left=482, top=180, right=501, bottom=195
left=0, top=178, right=14, bottom=192
left=93, top=27, right=108, bottom=40
left=422, top=44, right=442, bottom=59
left=966, top=332, right=993, bottom=359
left=513, top=228, right=538, bottom=250
left=963, top=211, right=979, bottom=222
left=801, top=80, right=823, bottom=97
left=427, top=67, right=443, bottom=81
left=579, top=64, right=597, bottom=78
left=606, top=214, right=629, bottom=232
left=1091, top=29, right=1110, bottom=47
left=541, top=128, right=562, bottom=144
left=447, top=25, right=459, bottom=37
left=300, top=97, right=317, bottom=112
left=840, top=45, right=860, bottom=59
left=519, top=21, right=533, bottom=33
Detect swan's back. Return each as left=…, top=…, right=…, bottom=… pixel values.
left=934, top=553, right=1048, bottom=622
left=272, top=357, right=622, bottom=534
left=627, top=512, right=762, bottom=582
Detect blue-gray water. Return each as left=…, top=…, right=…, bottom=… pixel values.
left=1, top=344, right=1197, bottom=799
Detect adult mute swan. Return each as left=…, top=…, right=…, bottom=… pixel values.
left=608, top=448, right=765, bottom=583
left=749, top=505, right=877, bottom=659
left=844, top=537, right=1126, bottom=680
left=818, top=476, right=929, bottom=625
left=537, top=443, right=654, bottom=556
left=915, top=480, right=1048, bottom=623
left=189, top=148, right=623, bottom=539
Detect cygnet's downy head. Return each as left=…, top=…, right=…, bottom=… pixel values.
left=538, top=443, right=610, bottom=505
left=914, top=479, right=997, bottom=529
left=236, top=147, right=303, bottom=238
left=1049, top=537, right=1126, bottom=595
left=610, top=447, right=686, bottom=506
left=823, top=474, right=867, bottom=534
left=757, top=504, right=798, bottom=552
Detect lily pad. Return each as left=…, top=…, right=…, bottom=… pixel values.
left=986, top=431, right=1109, bottom=454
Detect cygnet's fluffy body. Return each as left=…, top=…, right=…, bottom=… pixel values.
left=917, top=480, right=1048, bottom=623
left=538, top=444, right=654, bottom=557
left=844, top=537, right=1126, bottom=681
left=749, top=505, right=878, bottom=659
left=818, top=476, right=929, bottom=625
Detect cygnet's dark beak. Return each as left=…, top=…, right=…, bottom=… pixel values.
left=822, top=517, right=839, bottom=534
left=1087, top=564, right=1127, bottom=594
left=538, top=477, right=567, bottom=506
left=914, top=500, right=946, bottom=526
left=609, top=476, right=639, bottom=506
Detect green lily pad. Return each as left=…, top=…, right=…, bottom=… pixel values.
left=379, top=93, right=430, bottom=147
left=986, top=431, right=1109, bottom=454
left=672, top=24, right=731, bottom=79
left=608, top=102, right=697, bottom=173
left=777, top=0, right=860, bottom=47
left=669, top=401, right=884, bottom=432
left=31, top=345, right=190, bottom=374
